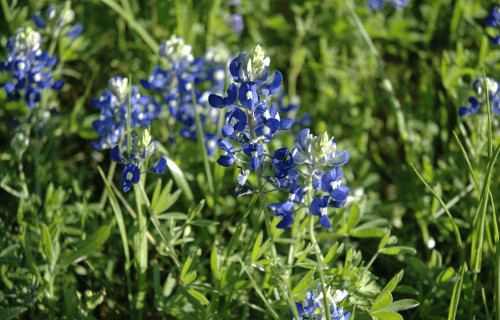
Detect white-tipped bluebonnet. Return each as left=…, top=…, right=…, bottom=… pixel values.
left=293, top=284, right=351, bottom=320
left=369, top=0, right=409, bottom=10
left=33, top=4, right=83, bottom=39
left=485, top=6, right=500, bottom=45
left=141, top=37, right=229, bottom=156
left=459, top=77, right=500, bottom=116
left=110, top=130, right=167, bottom=192
left=209, top=46, right=349, bottom=229
left=91, top=76, right=161, bottom=150
left=0, top=27, right=64, bottom=110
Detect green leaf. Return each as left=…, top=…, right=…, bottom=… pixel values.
left=350, top=227, right=384, bottom=238
left=151, top=178, right=163, bottom=210
left=0, top=307, right=20, bottom=320
left=59, top=225, right=111, bottom=267
left=181, top=271, right=197, bottom=284
left=383, top=270, right=404, bottom=293
left=187, top=289, right=210, bottom=305
left=379, top=246, right=417, bottom=255
left=189, top=219, right=220, bottom=227
left=371, top=290, right=393, bottom=312
left=292, top=269, right=315, bottom=295
left=324, top=242, right=343, bottom=265
left=448, top=264, right=465, bottom=320
left=163, top=272, right=176, bottom=297
left=157, top=212, right=188, bottom=220
left=210, top=245, right=219, bottom=280
left=372, top=311, right=403, bottom=320
left=165, top=156, right=193, bottom=202
left=375, top=299, right=420, bottom=313
left=346, top=203, right=361, bottom=230
left=41, top=224, right=53, bottom=263
left=378, top=230, right=391, bottom=251
left=180, top=256, right=193, bottom=281
left=251, top=231, right=263, bottom=263
left=253, top=258, right=273, bottom=265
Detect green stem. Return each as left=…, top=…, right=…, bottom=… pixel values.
left=191, top=87, right=215, bottom=195
left=133, top=180, right=147, bottom=317
left=245, top=109, right=278, bottom=260
left=239, top=258, right=280, bottom=320
left=18, top=159, right=29, bottom=199
left=101, top=0, right=159, bottom=53
left=306, top=167, right=330, bottom=319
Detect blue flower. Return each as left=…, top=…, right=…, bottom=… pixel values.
left=459, top=77, right=500, bottom=117
left=222, top=107, right=247, bottom=137
left=217, top=139, right=236, bottom=167
left=242, top=143, right=264, bottom=170
left=209, top=83, right=238, bottom=108
left=121, top=163, right=141, bottom=193
left=66, top=22, right=83, bottom=39
left=229, top=13, right=244, bottom=35
left=238, top=82, right=259, bottom=111
left=369, top=0, right=409, bottom=10
left=310, top=196, right=332, bottom=229
left=293, top=284, right=351, bottom=320
left=150, top=157, right=167, bottom=174
left=485, top=6, right=500, bottom=44
left=269, top=200, right=295, bottom=229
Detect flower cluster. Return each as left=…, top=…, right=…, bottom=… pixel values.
left=368, top=0, right=409, bottom=10
left=269, top=129, right=350, bottom=229
left=111, top=130, right=167, bottom=192
left=458, top=77, right=500, bottom=117
left=294, top=284, right=351, bottom=320
left=209, top=45, right=350, bottom=230
left=141, top=36, right=229, bottom=156
left=91, top=76, right=166, bottom=192
left=91, top=76, right=162, bottom=150
left=485, top=6, right=500, bottom=45
left=33, top=4, right=83, bottom=39
left=0, top=27, right=64, bottom=110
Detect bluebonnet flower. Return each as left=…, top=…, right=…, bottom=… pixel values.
left=229, top=14, right=244, bottom=35
left=293, top=284, right=351, bottom=320
left=459, top=77, right=500, bottom=116
left=91, top=76, right=161, bottom=150
left=33, top=4, right=84, bottom=39
left=110, top=130, right=167, bottom=192
left=369, top=0, right=409, bottom=10
left=1, top=27, right=64, bottom=110
left=209, top=46, right=350, bottom=229
left=141, top=36, right=230, bottom=156
left=485, top=6, right=500, bottom=45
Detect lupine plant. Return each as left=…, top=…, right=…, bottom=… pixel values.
left=2, top=1, right=500, bottom=319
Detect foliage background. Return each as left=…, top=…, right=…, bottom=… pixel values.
left=0, top=0, right=499, bottom=319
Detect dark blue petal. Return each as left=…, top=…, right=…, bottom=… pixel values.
left=319, top=215, right=331, bottom=229
left=209, top=94, right=225, bottom=108
left=52, top=79, right=64, bottom=90
left=110, top=146, right=125, bottom=163
left=66, top=22, right=84, bottom=38
left=217, top=155, right=235, bottom=167
left=222, top=124, right=234, bottom=137
left=260, top=71, right=282, bottom=96
left=280, top=118, right=294, bottom=130
left=151, top=158, right=167, bottom=173
left=250, top=157, right=259, bottom=170
left=33, top=12, right=47, bottom=29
